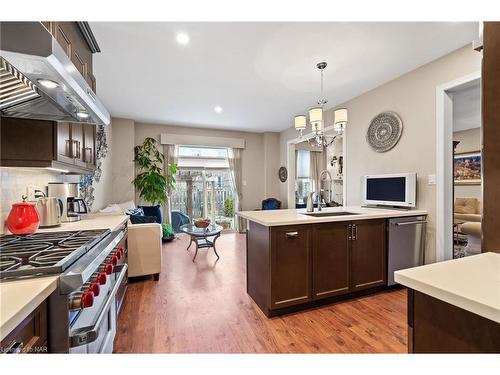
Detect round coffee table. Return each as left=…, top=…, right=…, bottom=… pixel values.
left=180, top=223, right=223, bottom=262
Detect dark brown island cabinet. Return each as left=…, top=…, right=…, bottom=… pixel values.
left=247, top=219, right=387, bottom=316
left=407, top=290, right=500, bottom=353
left=0, top=21, right=99, bottom=174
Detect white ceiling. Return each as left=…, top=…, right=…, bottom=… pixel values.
left=90, top=22, right=478, bottom=132
left=453, top=82, right=481, bottom=131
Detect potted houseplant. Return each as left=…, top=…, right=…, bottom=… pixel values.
left=133, top=137, right=177, bottom=240
left=162, top=223, right=175, bottom=242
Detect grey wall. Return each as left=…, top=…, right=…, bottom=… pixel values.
left=134, top=122, right=280, bottom=211
left=111, top=118, right=136, bottom=203
left=279, top=45, right=481, bottom=263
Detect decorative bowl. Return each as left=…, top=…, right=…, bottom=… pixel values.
left=194, top=218, right=211, bottom=228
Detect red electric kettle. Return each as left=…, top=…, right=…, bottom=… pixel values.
left=6, top=195, right=40, bottom=235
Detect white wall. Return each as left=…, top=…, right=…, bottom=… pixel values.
left=279, top=45, right=481, bottom=263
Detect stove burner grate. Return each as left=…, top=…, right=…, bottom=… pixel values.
left=0, top=229, right=110, bottom=280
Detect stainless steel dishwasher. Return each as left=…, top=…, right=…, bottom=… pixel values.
left=387, top=215, right=427, bottom=286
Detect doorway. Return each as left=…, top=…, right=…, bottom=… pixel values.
left=436, top=72, right=481, bottom=261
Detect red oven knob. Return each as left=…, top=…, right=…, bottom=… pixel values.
left=113, top=248, right=122, bottom=260
left=68, top=291, right=94, bottom=311
left=83, top=282, right=100, bottom=297
left=81, top=291, right=94, bottom=308
left=91, top=272, right=107, bottom=285
left=99, top=263, right=114, bottom=275
left=106, top=255, right=118, bottom=266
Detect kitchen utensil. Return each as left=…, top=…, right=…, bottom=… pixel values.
left=6, top=195, right=40, bottom=235
left=36, top=197, right=63, bottom=227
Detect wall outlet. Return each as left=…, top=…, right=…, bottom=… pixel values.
left=26, top=185, right=42, bottom=201
left=428, top=174, right=436, bottom=185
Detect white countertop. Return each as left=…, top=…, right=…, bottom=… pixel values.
left=395, top=252, right=500, bottom=323
left=236, top=206, right=428, bottom=226
left=36, top=213, right=128, bottom=233
left=0, top=276, right=58, bottom=341
left=0, top=214, right=128, bottom=340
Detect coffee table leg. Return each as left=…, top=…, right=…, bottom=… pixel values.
left=212, top=234, right=220, bottom=260
left=192, top=241, right=199, bottom=262
left=187, top=236, right=193, bottom=251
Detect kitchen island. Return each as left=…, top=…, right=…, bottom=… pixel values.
left=237, top=206, right=427, bottom=317
left=395, top=252, right=500, bottom=353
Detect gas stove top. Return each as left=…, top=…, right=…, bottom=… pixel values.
left=0, top=229, right=110, bottom=280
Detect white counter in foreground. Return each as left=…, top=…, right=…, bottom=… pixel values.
left=395, top=252, right=500, bottom=323
left=0, top=276, right=58, bottom=341
left=237, top=206, right=428, bottom=226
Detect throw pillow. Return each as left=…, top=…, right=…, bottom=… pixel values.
left=139, top=205, right=162, bottom=224
left=129, top=214, right=157, bottom=224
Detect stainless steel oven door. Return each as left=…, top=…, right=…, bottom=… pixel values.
left=69, top=264, right=128, bottom=353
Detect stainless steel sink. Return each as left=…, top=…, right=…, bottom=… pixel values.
left=302, top=211, right=359, bottom=217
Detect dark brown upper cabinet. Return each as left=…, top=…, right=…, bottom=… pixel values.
left=1, top=117, right=96, bottom=174
left=40, top=22, right=97, bottom=93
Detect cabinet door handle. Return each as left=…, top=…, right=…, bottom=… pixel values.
left=352, top=224, right=357, bottom=241
left=285, top=231, right=298, bottom=238
left=73, top=140, right=81, bottom=159
left=3, top=340, right=23, bottom=354
left=348, top=224, right=352, bottom=241
left=83, top=147, right=92, bottom=163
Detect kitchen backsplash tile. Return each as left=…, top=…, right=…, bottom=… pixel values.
left=0, top=167, right=63, bottom=234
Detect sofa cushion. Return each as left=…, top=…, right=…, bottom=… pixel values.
left=129, top=214, right=157, bottom=224
left=454, top=198, right=479, bottom=214
left=139, top=205, right=162, bottom=224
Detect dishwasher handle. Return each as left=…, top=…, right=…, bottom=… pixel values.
left=394, top=220, right=427, bottom=226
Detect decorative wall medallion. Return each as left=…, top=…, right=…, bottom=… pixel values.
left=366, top=111, right=403, bottom=152
left=79, top=124, right=109, bottom=210
left=278, top=166, right=288, bottom=182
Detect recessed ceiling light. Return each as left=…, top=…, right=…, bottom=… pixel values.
left=37, top=79, right=59, bottom=89
left=176, top=33, right=190, bottom=45
left=76, top=111, right=89, bottom=119
left=214, top=106, right=223, bottom=113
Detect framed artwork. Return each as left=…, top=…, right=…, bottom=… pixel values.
left=454, top=151, right=481, bottom=185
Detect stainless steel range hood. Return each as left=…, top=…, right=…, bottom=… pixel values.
left=0, top=22, right=110, bottom=126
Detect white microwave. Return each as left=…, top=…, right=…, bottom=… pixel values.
left=361, top=173, right=417, bottom=208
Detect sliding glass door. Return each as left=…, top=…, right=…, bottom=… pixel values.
left=170, top=146, right=236, bottom=230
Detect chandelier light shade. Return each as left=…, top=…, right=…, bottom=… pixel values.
left=333, top=108, right=348, bottom=133
left=294, top=115, right=307, bottom=130
left=292, top=62, right=349, bottom=147
left=309, top=107, right=323, bottom=131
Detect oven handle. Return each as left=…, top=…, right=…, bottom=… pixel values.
left=69, top=264, right=128, bottom=348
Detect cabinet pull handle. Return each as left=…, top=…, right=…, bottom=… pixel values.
left=73, top=140, right=81, bottom=159
left=352, top=224, right=357, bottom=241
left=3, top=340, right=23, bottom=354
left=348, top=224, right=352, bottom=241
left=83, top=147, right=92, bottom=163
left=285, top=231, right=298, bottom=238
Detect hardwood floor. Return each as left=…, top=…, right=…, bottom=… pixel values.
left=113, top=232, right=408, bottom=353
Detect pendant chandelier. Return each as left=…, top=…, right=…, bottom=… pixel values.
left=294, top=62, right=348, bottom=147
